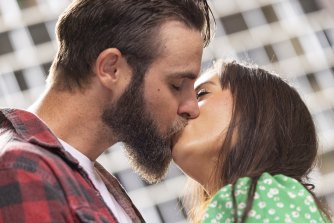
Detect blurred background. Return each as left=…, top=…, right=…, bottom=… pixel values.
left=0, top=0, right=334, bottom=222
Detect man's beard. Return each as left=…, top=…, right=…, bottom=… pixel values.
left=102, top=79, right=187, bottom=183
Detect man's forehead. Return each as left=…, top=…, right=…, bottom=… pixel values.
left=156, top=21, right=204, bottom=59
left=168, top=72, right=198, bottom=80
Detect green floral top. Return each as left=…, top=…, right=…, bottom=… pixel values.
left=202, top=172, right=331, bottom=223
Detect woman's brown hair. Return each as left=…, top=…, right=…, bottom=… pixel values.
left=186, top=60, right=331, bottom=222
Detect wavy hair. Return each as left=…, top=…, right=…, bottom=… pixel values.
left=49, top=0, right=214, bottom=90
left=185, top=60, right=331, bottom=222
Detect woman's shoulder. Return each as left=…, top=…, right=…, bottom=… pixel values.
left=202, top=172, right=331, bottom=223
left=209, top=172, right=313, bottom=205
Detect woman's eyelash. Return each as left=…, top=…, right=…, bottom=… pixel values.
left=196, top=89, right=209, bottom=99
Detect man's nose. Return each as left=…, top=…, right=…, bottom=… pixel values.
left=177, top=94, right=200, bottom=119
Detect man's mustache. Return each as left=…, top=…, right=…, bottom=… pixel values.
left=167, top=117, right=188, bottom=138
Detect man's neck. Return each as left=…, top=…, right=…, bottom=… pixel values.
left=28, top=86, right=117, bottom=161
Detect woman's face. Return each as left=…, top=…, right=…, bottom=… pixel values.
left=172, top=70, right=234, bottom=187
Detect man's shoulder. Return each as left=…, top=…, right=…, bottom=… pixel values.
left=0, top=108, right=66, bottom=165
left=2, top=134, right=77, bottom=183
left=0, top=138, right=63, bottom=169
left=1, top=137, right=52, bottom=156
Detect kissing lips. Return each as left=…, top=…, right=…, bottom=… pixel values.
left=170, top=131, right=182, bottom=150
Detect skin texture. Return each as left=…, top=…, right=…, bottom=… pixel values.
left=30, top=21, right=203, bottom=183
left=102, top=21, right=204, bottom=183
left=172, top=70, right=234, bottom=188
left=142, top=21, right=203, bottom=135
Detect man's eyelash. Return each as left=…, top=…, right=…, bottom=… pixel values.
left=171, top=84, right=181, bottom=91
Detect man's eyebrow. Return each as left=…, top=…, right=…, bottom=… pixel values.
left=195, top=81, right=216, bottom=91
left=169, top=72, right=198, bottom=80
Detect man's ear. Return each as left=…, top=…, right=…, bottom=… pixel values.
left=94, top=48, right=131, bottom=90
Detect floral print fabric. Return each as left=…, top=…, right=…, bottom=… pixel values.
left=202, top=172, right=331, bottom=223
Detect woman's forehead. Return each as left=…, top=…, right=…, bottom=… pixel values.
left=195, top=69, right=218, bottom=88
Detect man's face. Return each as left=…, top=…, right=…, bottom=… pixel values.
left=102, top=21, right=203, bottom=183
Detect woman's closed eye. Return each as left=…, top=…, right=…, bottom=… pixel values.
left=196, top=88, right=210, bottom=100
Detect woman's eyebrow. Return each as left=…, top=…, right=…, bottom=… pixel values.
left=195, top=81, right=216, bottom=91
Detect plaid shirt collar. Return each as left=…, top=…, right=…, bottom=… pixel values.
left=1, top=108, right=145, bottom=222
left=1, top=108, right=80, bottom=167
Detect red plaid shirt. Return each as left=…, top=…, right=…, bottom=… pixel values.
left=0, top=108, right=145, bottom=223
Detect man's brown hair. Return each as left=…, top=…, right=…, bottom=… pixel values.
left=49, top=0, right=213, bottom=90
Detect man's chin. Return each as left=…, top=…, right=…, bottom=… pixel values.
left=123, top=144, right=173, bottom=184
left=135, top=165, right=170, bottom=184
left=129, top=158, right=172, bottom=184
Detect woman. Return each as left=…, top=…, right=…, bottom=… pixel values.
left=172, top=60, right=332, bottom=222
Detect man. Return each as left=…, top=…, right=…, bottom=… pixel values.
left=0, top=0, right=213, bottom=222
